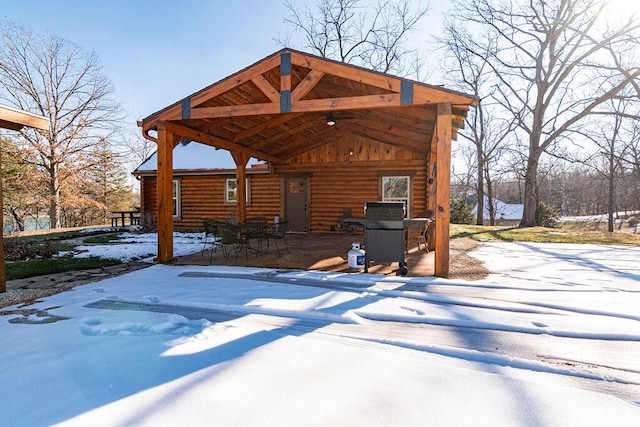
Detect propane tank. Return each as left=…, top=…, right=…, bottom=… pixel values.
left=347, top=242, right=365, bottom=269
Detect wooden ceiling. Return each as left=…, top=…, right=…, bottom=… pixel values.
left=140, top=49, right=479, bottom=165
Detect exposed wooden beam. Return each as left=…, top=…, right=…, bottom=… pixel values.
left=291, top=51, right=478, bottom=109
left=345, top=124, right=428, bottom=153
left=292, top=94, right=403, bottom=113
left=231, top=112, right=304, bottom=142
left=0, top=105, right=49, bottom=130
left=191, top=102, right=280, bottom=119
left=143, top=55, right=284, bottom=127
left=275, top=125, right=341, bottom=159
left=366, top=106, right=433, bottom=128
left=199, top=117, right=237, bottom=134
left=414, top=85, right=480, bottom=108
left=252, top=118, right=321, bottom=151
left=0, top=120, right=23, bottom=131
left=190, top=55, right=281, bottom=107
left=162, top=121, right=284, bottom=164
left=350, top=116, right=428, bottom=142
left=279, top=52, right=292, bottom=114
left=251, top=75, right=280, bottom=103
left=291, top=70, right=325, bottom=102
left=348, top=131, right=426, bottom=157
left=290, top=52, right=403, bottom=93
left=190, top=92, right=415, bottom=118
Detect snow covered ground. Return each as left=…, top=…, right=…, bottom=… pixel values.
left=73, top=230, right=205, bottom=262
left=1, top=237, right=639, bottom=426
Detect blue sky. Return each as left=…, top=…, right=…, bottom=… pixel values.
left=2, top=0, right=447, bottom=132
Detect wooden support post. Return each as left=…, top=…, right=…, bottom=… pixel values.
left=156, top=122, right=174, bottom=263
left=231, top=151, right=249, bottom=224
left=0, top=148, right=5, bottom=293
left=434, top=103, right=452, bottom=278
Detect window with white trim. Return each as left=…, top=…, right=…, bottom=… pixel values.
left=225, top=177, right=251, bottom=204
left=381, top=175, right=410, bottom=216
left=172, top=179, right=181, bottom=218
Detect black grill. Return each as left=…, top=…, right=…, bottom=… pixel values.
left=364, top=202, right=408, bottom=276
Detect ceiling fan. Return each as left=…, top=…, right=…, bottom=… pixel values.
left=325, top=112, right=356, bottom=126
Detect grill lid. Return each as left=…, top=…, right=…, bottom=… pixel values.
left=364, top=202, right=405, bottom=220
left=365, top=202, right=405, bottom=229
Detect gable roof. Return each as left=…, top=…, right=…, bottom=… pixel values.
left=139, top=48, right=479, bottom=165
left=134, top=141, right=266, bottom=175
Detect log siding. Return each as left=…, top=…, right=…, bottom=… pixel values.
left=140, top=137, right=430, bottom=233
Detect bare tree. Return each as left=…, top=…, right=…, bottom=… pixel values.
left=0, top=21, right=122, bottom=228
left=624, top=122, right=640, bottom=212
left=277, top=0, right=430, bottom=78
left=0, top=138, right=48, bottom=231
left=437, top=21, right=515, bottom=225
left=587, top=100, right=629, bottom=231
left=450, top=0, right=640, bottom=227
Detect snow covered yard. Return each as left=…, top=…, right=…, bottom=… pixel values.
left=73, top=231, right=205, bottom=262
left=0, top=240, right=639, bottom=426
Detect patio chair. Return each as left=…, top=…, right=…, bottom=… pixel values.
left=201, top=219, right=224, bottom=261
left=336, top=208, right=358, bottom=233
left=265, top=220, right=289, bottom=257
left=416, top=210, right=435, bottom=253
left=422, top=221, right=435, bottom=253
left=219, top=223, right=248, bottom=261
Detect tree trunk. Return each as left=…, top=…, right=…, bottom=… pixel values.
left=608, top=151, right=615, bottom=233
left=9, top=208, right=25, bottom=232
left=486, top=172, right=496, bottom=226
left=476, top=148, right=484, bottom=225
left=48, top=169, right=60, bottom=229
left=520, top=156, right=539, bottom=227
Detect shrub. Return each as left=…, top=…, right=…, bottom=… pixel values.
left=450, top=196, right=474, bottom=224
left=141, top=212, right=157, bottom=232
left=535, top=202, right=560, bottom=228
left=4, top=239, right=57, bottom=261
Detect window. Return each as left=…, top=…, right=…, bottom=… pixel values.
left=225, top=177, right=251, bottom=204
left=172, top=179, right=181, bottom=218
left=381, top=175, right=410, bottom=216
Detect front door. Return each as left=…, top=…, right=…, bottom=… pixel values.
left=284, top=177, right=308, bottom=233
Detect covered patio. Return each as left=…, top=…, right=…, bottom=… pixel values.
left=175, top=232, right=436, bottom=277
left=139, top=49, right=478, bottom=277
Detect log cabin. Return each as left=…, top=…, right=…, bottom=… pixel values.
left=137, top=49, right=479, bottom=277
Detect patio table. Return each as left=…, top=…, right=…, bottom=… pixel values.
left=237, top=222, right=269, bottom=255
left=110, top=210, right=141, bottom=226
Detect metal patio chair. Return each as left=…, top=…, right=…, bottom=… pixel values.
left=201, top=219, right=225, bottom=261
left=265, top=220, right=290, bottom=257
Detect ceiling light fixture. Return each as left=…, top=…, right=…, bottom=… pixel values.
left=326, top=113, right=336, bottom=126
